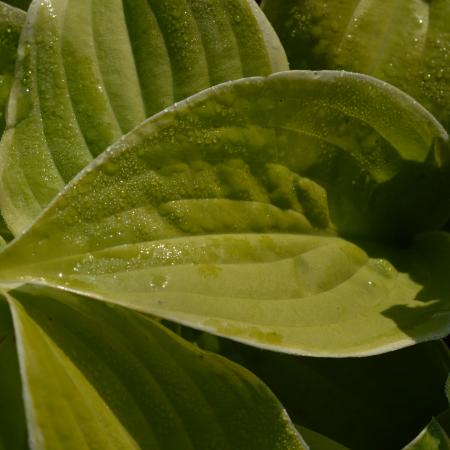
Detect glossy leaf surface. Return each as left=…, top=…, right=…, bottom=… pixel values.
left=261, top=0, right=450, bottom=133
left=7, top=284, right=304, bottom=450
left=0, top=0, right=287, bottom=235
left=0, top=72, right=449, bottom=356
left=0, top=0, right=12, bottom=246
left=0, top=1, right=24, bottom=134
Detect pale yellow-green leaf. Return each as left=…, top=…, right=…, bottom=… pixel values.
left=8, top=284, right=305, bottom=450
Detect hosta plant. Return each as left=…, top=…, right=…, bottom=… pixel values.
left=0, top=0, right=449, bottom=449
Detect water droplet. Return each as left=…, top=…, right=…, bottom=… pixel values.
left=149, top=274, right=169, bottom=289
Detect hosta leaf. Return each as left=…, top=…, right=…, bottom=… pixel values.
left=446, top=374, right=450, bottom=404
left=0, top=0, right=287, bottom=235
left=261, top=0, right=450, bottom=133
left=2, top=70, right=448, bottom=240
left=0, top=297, right=28, bottom=450
left=216, top=337, right=450, bottom=450
left=0, top=72, right=449, bottom=356
left=403, top=419, right=450, bottom=450
left=0, top=3, right=29, bottom=241
left=296, top=426, right=349, bottom=450
left=6, top=284, right=304, bottom=450
left=0, top=2, right=24, bottom=134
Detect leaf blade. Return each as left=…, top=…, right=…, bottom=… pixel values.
left=8, top=285, right=304, bottom=450
left=402, top=419, right=450, bottom=450
left=261, top=0, right=450, bottom=133
left=0, top=72, right=449, bottom=356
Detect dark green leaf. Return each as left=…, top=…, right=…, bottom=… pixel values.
left=402, top=419, right=450, bottom=450
left=1, top=1, right=30, bottom=11
left=261, top=0, right=450, bottom=133
left=296, top=426, right=349, bottom=450
left=0, top=1, right=24, bottom=134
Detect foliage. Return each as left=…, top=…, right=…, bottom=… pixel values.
left=0, top=0, right=449, bottom=449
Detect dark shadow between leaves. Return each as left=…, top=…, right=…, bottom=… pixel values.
left=356, top=232, right=450, bottom=346
left=202, top=334, right=450, bottom=450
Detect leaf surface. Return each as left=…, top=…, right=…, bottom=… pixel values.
left=7, top=284, right=304, bottom=450
left=0, top=0, right=287, bottom=235
left=0, top=3, right=30, bottom=240
left=0, top=72, right=449, bottom=356
left=402, top=419, right=450, bottom=450
left=261, top=0, right=450, bottom=133
left=446, top=374, right=450, bottom=404
left=0, top=2, right=24, bottom=134
left=296, top=426, right=349, bottom=450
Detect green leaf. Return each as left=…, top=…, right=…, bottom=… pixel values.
left=216, top=337, right=450, bottom=450
left=0, top=3, right=24, bottom=242
left=296, top=426, right=349, bottom=450
left=446, top=374, right=450, bottom=404
left=261, top=0, right=450, bottom=133
left=0, top=72, right=449, bottom=356
left=1, top=1, right=30, bottom=11
left=403, top=419, right=450, bottom=450
left=0, top=297, right=28, bottom=450
left=0, top=0, right=287, bottom=235
left=6, top=284, right=304, bottom=450
left=0, top=2, right=24, bottom=134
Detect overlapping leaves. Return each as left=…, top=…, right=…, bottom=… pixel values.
left=0, top=0, right=287, bottom=235
left=0, top=0, right=449, bottom=449
left=261, top=0, right=450, bottom=134
left=213, top=335, right=450, bottom=449
left=0, top=71, right=448, bottom=356
left=5, top=284, right=304, bottom=450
